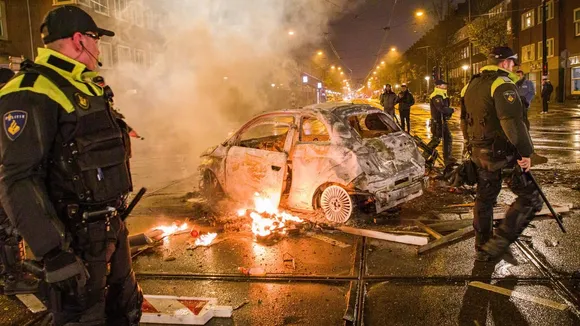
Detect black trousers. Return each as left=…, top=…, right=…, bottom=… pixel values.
left=542, top=98, right=549, bottom=112
left=51, top=215, right=143, bottom=326
left=427, top=120, right=453, bottom=164
left=399, top=110, right=411, bottom=132
left=473, top=166, right=543, bottom=249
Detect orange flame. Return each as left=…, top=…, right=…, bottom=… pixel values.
left=154, top=222, right=189, bottom=238
left=194, top=232, right=218, bottom=246
left=239, top=193, right=303, bottom=237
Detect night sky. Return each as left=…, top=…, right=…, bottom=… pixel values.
left=327, top=0, right=440, bottom=81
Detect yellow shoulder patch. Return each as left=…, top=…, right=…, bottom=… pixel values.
left=490, top=76, right=514, bottom=97
left=0, top=74, right=75, bottom=113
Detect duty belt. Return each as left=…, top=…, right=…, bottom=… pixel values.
left=65, top=202, right=120, bottom=224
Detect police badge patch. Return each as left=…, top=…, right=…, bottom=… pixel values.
left=503, top=90, right=517, bottom=104
left=3, top=110, right=27, bottom=141
left=74, top=92, right=90, bottom=110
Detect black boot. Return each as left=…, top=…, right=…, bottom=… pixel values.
left=474, top=232, right=492, bottom=262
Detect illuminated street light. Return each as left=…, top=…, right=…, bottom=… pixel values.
left=338, top=67, right=342, bottom=71
left=376, top=65, right=380, bottom=69
left=271, top=83, right=276, bottom=87
left=391, top=47, right=396, bottom=52
left=381, top=61, right=385, bottom=65
left=462, top=65, right=469, bottom=71
left=415, top=10, right=424, bottom=17
left=317, top=51, right=323, bottom=56
left=462, top=65, right=470, bottom=85
left=395, top=84, right=400, bottom=89
left=223, top=76, right=228, bottom=80
left=288, top=30, right=295, bottom=36
left=331, top=65, right=336, bottom=69
left=340, top=71, right=344, bottom=75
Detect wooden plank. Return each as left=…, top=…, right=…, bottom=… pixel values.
left=337, top=226, right=428, bottom=246
left=428, top=220, right=473, bottom=233
left=469, top=281, right=568, bottom=311
left=493, top=203, right=572, bottom=220
left=417, top=226, right=475, bottom=254
left=16, top=294, right=46, bottom=313
left=414, top=221, right=442, bottom=239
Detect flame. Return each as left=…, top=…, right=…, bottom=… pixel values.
left=241, top=193, right=303, bottom=237
left=194, top=232, right=218, bottom=246
left=154, top=222, right=189, bottom=238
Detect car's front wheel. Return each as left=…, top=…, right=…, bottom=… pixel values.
left=320, top=185, right=353, bottom=223
left=200, top=170, right=224, bottom=199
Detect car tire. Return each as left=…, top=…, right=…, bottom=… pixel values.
left=200, top=170, right=224, bottom=199
left=320, top=185, right=354, bottom=223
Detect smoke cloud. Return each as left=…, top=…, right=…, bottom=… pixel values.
left=102, top=0, right=355, bottom=189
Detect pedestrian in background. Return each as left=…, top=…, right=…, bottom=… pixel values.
left=397, top=84, right=414, bottom=132
left=541, top=76, right=553, bottom=114
left=380, top=84, right=397, bottom=116
left=515, top=70, right=535, bottom=129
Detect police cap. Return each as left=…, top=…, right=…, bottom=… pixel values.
left=40, top=6, right=115, bottom=44
left=489, top=46, right=519, bottom=65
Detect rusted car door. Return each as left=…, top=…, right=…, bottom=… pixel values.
left=225, top=115, right=295, bottom=207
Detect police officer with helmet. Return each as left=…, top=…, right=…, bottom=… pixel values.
left=460, top=47, right=543, bottom=262
left=427, top=79, right=455, bottom=166
left=0, top=6, right=142, bottom=325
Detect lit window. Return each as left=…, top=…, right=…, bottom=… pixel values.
left=538, top=1, right=554, bottom=23
left=134, top=49, right=146, bottom=66
left=522, top=10, right=534, bottom=30
left=117, top=45, right=132, bottom=64
left=0, top=1, right=7, bottom=40
left=114, top=0, right=131, bottom=21
left=537, top=38, right=554, bottom=59
left=572, top=67, right=580, bottom=95
left=92, top=0, right=109, bottom=16
left=98, top=42, right=113, bottom=69
left=521, top=44, right=535, bottom=63
left=575, top=8, right=580, bottom=37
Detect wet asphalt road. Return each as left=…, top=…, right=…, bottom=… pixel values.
left=2, top=103, right=580, bottom=325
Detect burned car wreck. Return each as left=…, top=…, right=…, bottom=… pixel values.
left=199, top=103, right=425, bottom=223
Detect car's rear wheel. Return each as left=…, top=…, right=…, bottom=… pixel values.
left=200, top=170, right=224, bottom=199
left=320, top=185, right=353, bottom=223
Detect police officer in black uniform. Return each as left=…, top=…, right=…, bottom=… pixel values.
left=427, top=79, right=455, bottom=166
left=461, top=47, right=543, bottom=261
left=0, top=6, right=142, bottom=325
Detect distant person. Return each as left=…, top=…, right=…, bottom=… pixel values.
left=396, top=84, right=414, bottom=132
left=380, top=84, right=397, bottom=116
left=541, top=76, right=553, bottom=114
left=515, top=70, right=535, bottom=129
left=427, top=80, right=455, bottom=165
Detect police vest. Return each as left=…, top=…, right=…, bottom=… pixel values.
left=462, top=67, right=517, bottom=148
left=20, top=63, right=132, bottom=205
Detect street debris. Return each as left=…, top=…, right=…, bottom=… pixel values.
left=468, top=281, right=568, bottom=311
left=283, top=252, right=296, bottom=270
left=141, top=295, right=233, bottom=325
left=233, top=300, right=250, bottom=311
left=337, top=226, right=429, bottom=246
left=238, top=267, right=266, bottom=276
left=544, top=239, right=560, bottom=248
left=308, top=233, right=351, bottom=248
left=16, top=294, right=46, bottom=313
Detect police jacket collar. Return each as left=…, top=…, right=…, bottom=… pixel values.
left=429, top=87, right=447, bottom=99
left=35, top=48, right=98, bottom=83
left=480, top=65, right=519, bottom=83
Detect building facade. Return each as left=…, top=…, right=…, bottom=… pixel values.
left=0, top=0, right=166, bottom=91
left=404, top=0, right=580, bottom=103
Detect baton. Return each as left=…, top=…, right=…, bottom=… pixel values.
left=525, top=170, right=566, bottom=233
left=121, top=187, right=147, bottom=221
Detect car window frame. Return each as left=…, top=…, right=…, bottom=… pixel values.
left=231, top=114, right=297, bottom=152
left=298, top=114, right=331, bottom=143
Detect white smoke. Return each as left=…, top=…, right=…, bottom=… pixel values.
left=100, top=0, right=356, bottom=189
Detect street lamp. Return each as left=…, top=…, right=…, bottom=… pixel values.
left=415, top=10, right=424, bottom=17
left=390, top=47, right=396, bottom=52
left=288, top=30, right=295, bottom=36
left=462, top=64, right=469, bottom=85
left=317, top=51, right=323, bottom=56
left=425, top=76, right=430, bottom=93
left=381, top=61, right=385, bottom=65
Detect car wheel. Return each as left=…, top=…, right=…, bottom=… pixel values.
left=320, top=185, right=353, bottom=223
left=200, top=171, right=223, bottom=199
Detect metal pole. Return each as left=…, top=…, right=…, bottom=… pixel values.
left=542, top=0, right=548, bottom=78
left=26, top=0, right=35, bottom=59
left=468, top=0, right=472, bottom=80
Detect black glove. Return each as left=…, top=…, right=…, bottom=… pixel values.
left=44, top=249, right=89, bottom=296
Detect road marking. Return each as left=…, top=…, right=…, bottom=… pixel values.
left=469, top=281, right=568, bottom=311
